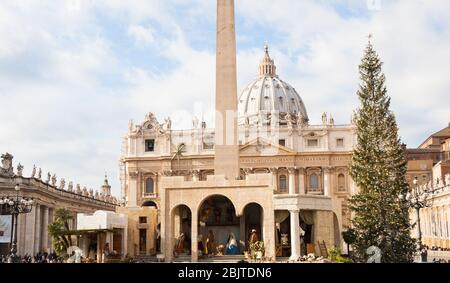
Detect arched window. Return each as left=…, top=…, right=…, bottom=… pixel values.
left=145, top=178, right=154, bottom=194
left=279, top=175, right=287, bottom=192
left=310, top=174, right=319, bottom=191
left=338, top=174, right=346, bottom=192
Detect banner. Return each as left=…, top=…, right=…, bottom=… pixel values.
left=0, top=215, right=12, bottom=243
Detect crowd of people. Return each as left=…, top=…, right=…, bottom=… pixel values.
left=0, top=252, right=64, bottom=263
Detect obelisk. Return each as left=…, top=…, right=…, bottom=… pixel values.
left=215, top=0, right=240, bottom=180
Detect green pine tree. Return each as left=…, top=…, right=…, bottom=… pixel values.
left=349, top=39, right=417, bottom=263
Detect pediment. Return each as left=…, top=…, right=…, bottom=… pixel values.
left=240, top=138, right=296, bottom=156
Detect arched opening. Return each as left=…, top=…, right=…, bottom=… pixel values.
left=171, top=205, right=192, bottom=257
left=142, top=200, right=157, bottom=208
left=145, top=178, right=154, bottom=194
left=243, top=203, right=264, bottom=253
left=198, top=195, right=240, bottom=257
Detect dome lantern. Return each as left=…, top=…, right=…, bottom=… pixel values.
left=258, top=43, right=277, bottom=78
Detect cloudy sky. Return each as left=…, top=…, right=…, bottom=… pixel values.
left=1, top=0, right=449, bottom=196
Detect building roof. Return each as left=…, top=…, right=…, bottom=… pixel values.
left=418, top=123, right=450, bottom=148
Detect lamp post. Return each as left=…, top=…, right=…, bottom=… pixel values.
left=399, top=177, right=433, bottom=249
left=0, top=184, right=33, bottom=262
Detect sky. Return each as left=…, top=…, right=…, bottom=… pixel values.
left=0, top=0, right=449, bottom=197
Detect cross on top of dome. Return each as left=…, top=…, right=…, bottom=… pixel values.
left=258, top=43, right=277, bottom=78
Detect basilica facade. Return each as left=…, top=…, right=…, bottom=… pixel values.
left=119, top=10, right=357, bottom=260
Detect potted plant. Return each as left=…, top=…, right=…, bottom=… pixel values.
left=250, top=241, right=265, bottom=260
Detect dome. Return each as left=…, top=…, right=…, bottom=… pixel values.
left=238, top=45, right=308, bottom=124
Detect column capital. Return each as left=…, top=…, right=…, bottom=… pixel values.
left=287, top=167, right=297, bottom=175
left=297, top=167, right=306, bottom=174
left=289, top=209, right=300, bottom=214
left=269, top=167, right=279, bottom=174
left=323, top=166, right=333, bottom=174
left=242, top=168, right=253, bottom=175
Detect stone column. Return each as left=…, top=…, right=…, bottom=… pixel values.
left=270, top=168, right=278, bottom=192
left=48, top=208, right=54, bottom=253
left=42, top=206, right=49, bottom=253
left=34, top=204, right=41, bottom=254
left=323, top=167, right=332, bottom=197
left=24, top=204, right=37, bottom=255
left=298, top=168, right=306, bottom=195
left=288, top=168, right=296, bottom=195
left=191, top=209, right=199, bottom=262
left=262, top=205, right=276, bottom=260
left=289, top=210, right=301, bottom=261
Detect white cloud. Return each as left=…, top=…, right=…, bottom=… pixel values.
left=128, top=25, right=156, bottom=46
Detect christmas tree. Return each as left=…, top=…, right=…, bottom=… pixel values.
left=349, top=38, right=417, bottom=263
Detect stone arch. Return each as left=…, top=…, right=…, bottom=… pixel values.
left=169, top=204, right=192, bottom=257
left=142, top=200, right=158, bottom=208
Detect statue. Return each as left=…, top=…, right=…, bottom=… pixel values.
left=286, top=113, right=293, bottom=128
left=68, top=181, right=74, bottom=192
left=51, top=174, right=57, bottom=187
left=0, top=153, right=14, bottom=176
left=164, top=117, right=172, bottom=131
left=204, top=230, right=215, bottom=256
left=329, top=115, right=335, bottom=126
left=37, top=168, right=42, bottom=180
left=174, top=233, right=186, bottom=256
left=244, top=115, right=250, bottom=126
left=82, top=186, right=88, bottom=196
left=192, top=116, right=199, bottom=129
left=128, top=120, right=134, bottom=132
left=322, top=112, right=328, bottom=125
left=46, top=172, right=51, bottom=184
left=59, top=178, right=66, bottom=190
left=76, top=184, right=82, bottom=194
left=249, top=229, right=259, bottom=245
left=89, top=188, right=94, bottom=197
left=16, top=163, right=24, bottom=177
left=95, top=191, right=99, bottom=199
left=31, top=165, right=36, bottom=178
left=225, top=232, right=239, bottom=255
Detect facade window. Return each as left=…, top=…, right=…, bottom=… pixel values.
left=307, top=139, right=319, bottom=147
left=309, top=174, right=319, bottom=191
left=145, top=178, right=154, bottom=194
left=139, top=217, right=147, bottom=224
left=145, top=139, right=155, bottom=152
left=338, top=174, right=346, bottom=192
left=279, top=139, right=286, bottom=147
left=336, top=138, right=344, bottom=148
left=279, top=175, right=287, bottom=192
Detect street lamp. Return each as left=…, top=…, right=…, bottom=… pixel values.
left=399, top=177, right=434, bottom=249
left=0, top=184, right=33, bottom=262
